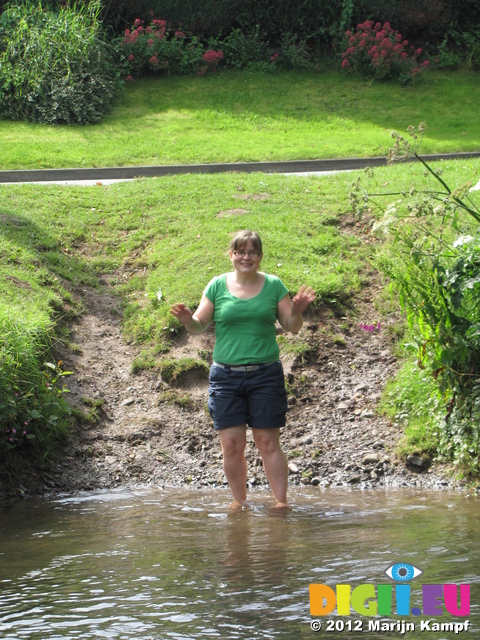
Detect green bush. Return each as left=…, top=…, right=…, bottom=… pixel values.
left=351, top=125, right=480, bottom=472
left=0, top=0, right=121, bottom=124
left=0, top=308, right=72, bottom=468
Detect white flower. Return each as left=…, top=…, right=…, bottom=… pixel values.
left=453, top=236, right=473, bottom=248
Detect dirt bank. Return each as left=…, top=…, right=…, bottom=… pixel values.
left=2, top=258, right=459, bottom=504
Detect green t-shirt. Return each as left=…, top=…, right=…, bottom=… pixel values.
left=204, top=273, right=289, bottom=364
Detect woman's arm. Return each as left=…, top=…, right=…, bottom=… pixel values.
left=277, top=285, right=316, bottom=333
left=170, top=294, right=215, bottom=334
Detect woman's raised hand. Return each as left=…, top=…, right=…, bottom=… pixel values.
left=291, top=285, right=316, bottom=314
left=170, top=303, right=193, bottom=326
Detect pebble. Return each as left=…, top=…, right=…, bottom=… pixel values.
left=361, top=409, right=375, bottom=418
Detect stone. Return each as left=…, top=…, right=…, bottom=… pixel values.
left=407, top=454, right=428, bottom=468
left=362, top=453, right=380, bottom=465
left=361, top=409, right=375, bottom=418
left=288, top=462, right=299, bottom=474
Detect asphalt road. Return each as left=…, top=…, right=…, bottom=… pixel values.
left=1, top=152, right=480, bottom=185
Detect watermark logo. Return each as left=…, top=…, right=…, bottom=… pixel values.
left=309, top=562, right=471, bottom=635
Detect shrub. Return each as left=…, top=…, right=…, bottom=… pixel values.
left=0, top=311, right=72, bottom=468
left=341, top=20, right=430, bottom=84
left=0, top=0, right=121, bottom=124
left=351, top=124, right=480, bottom=472
left=219, top=27, right=270, bottom=70
left=121, top=16, right=223, bottom=77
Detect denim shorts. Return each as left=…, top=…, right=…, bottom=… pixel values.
left=207, top=360, right=288, bottom=431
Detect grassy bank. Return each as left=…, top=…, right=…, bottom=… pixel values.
left=1, top=70, right=480, bottom=170
left=1, top=157, right=478, bottom=475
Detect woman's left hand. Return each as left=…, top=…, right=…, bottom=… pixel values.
left=291, top=285, right=316, bottom=314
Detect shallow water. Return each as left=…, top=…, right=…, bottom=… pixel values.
left=0, top=486, right=478, bottom=640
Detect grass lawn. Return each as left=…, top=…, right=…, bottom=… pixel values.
left=1, top=70, right=479, bottom=170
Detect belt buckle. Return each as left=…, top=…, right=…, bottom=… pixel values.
left=245, top=365, right=258, bottom=372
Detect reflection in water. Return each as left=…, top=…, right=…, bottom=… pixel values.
left=0, top=487, right=479, bottom=639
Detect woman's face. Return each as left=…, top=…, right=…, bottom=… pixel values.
left=229, top=239, right=262, bottom=275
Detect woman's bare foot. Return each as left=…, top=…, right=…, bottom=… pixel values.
left=229, top=500, right=246, bottom=510
left=274, top=501, right=289, bottom=509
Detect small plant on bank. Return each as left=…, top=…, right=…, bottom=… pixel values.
left=341, top=20, right=430, bottom=85
left=158, top=358, right=209, bottom=385
left=1, top=358, right=73, bottom=463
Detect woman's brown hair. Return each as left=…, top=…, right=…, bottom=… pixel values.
left=228, top=230, right=263, bottom=254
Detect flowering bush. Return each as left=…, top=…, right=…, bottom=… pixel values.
left=341, top=21, right=430, bottom=84
left=121, top=17, right=223, bottom=78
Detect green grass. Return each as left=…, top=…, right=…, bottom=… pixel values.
left=379, top=358, right=443, bottom=457
left=2, top=158, right=477, bottom=346
left=1, top=70, right=479, bottom=170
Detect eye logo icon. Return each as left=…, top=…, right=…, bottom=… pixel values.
left=385, top=563, right=423, bottom=582
left=310, top=561, right=470, bottom=618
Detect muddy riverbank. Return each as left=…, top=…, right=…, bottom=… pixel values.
left=1, top=265, right=459, bottom=503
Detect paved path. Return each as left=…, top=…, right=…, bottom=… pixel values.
left=1, top=152, right=480, bottom=185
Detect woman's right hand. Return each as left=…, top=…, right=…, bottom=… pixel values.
left=170, top=303, right=193, bottom=326
left=170, top=295, right=214, bottom=334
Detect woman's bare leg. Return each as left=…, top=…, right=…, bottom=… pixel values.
left=219, top=425, right=248, bottom=507
left=252, top=428, right=288, bottom=506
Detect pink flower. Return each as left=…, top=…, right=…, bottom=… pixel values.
left=146, top=26, right=153, bottom=34
left=341, top=59, right=350, bottom=68
left=175, top=30, right=186, bottom=38
left=128, top=54, right=135, bottom=61
left=202, top=50, right=223, bottom=65
left=148, top=38, right=154, bottom=46
left=270, top=53, right=279, bottom=62
left=149, top=56, right=159, bottom=65
left=126, top=75, right=133, bottom=81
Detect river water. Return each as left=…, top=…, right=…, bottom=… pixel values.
left=0, top=486, right=478, bottom=640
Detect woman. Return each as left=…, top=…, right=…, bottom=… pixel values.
left=170, top=230, right=315, bottom=508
